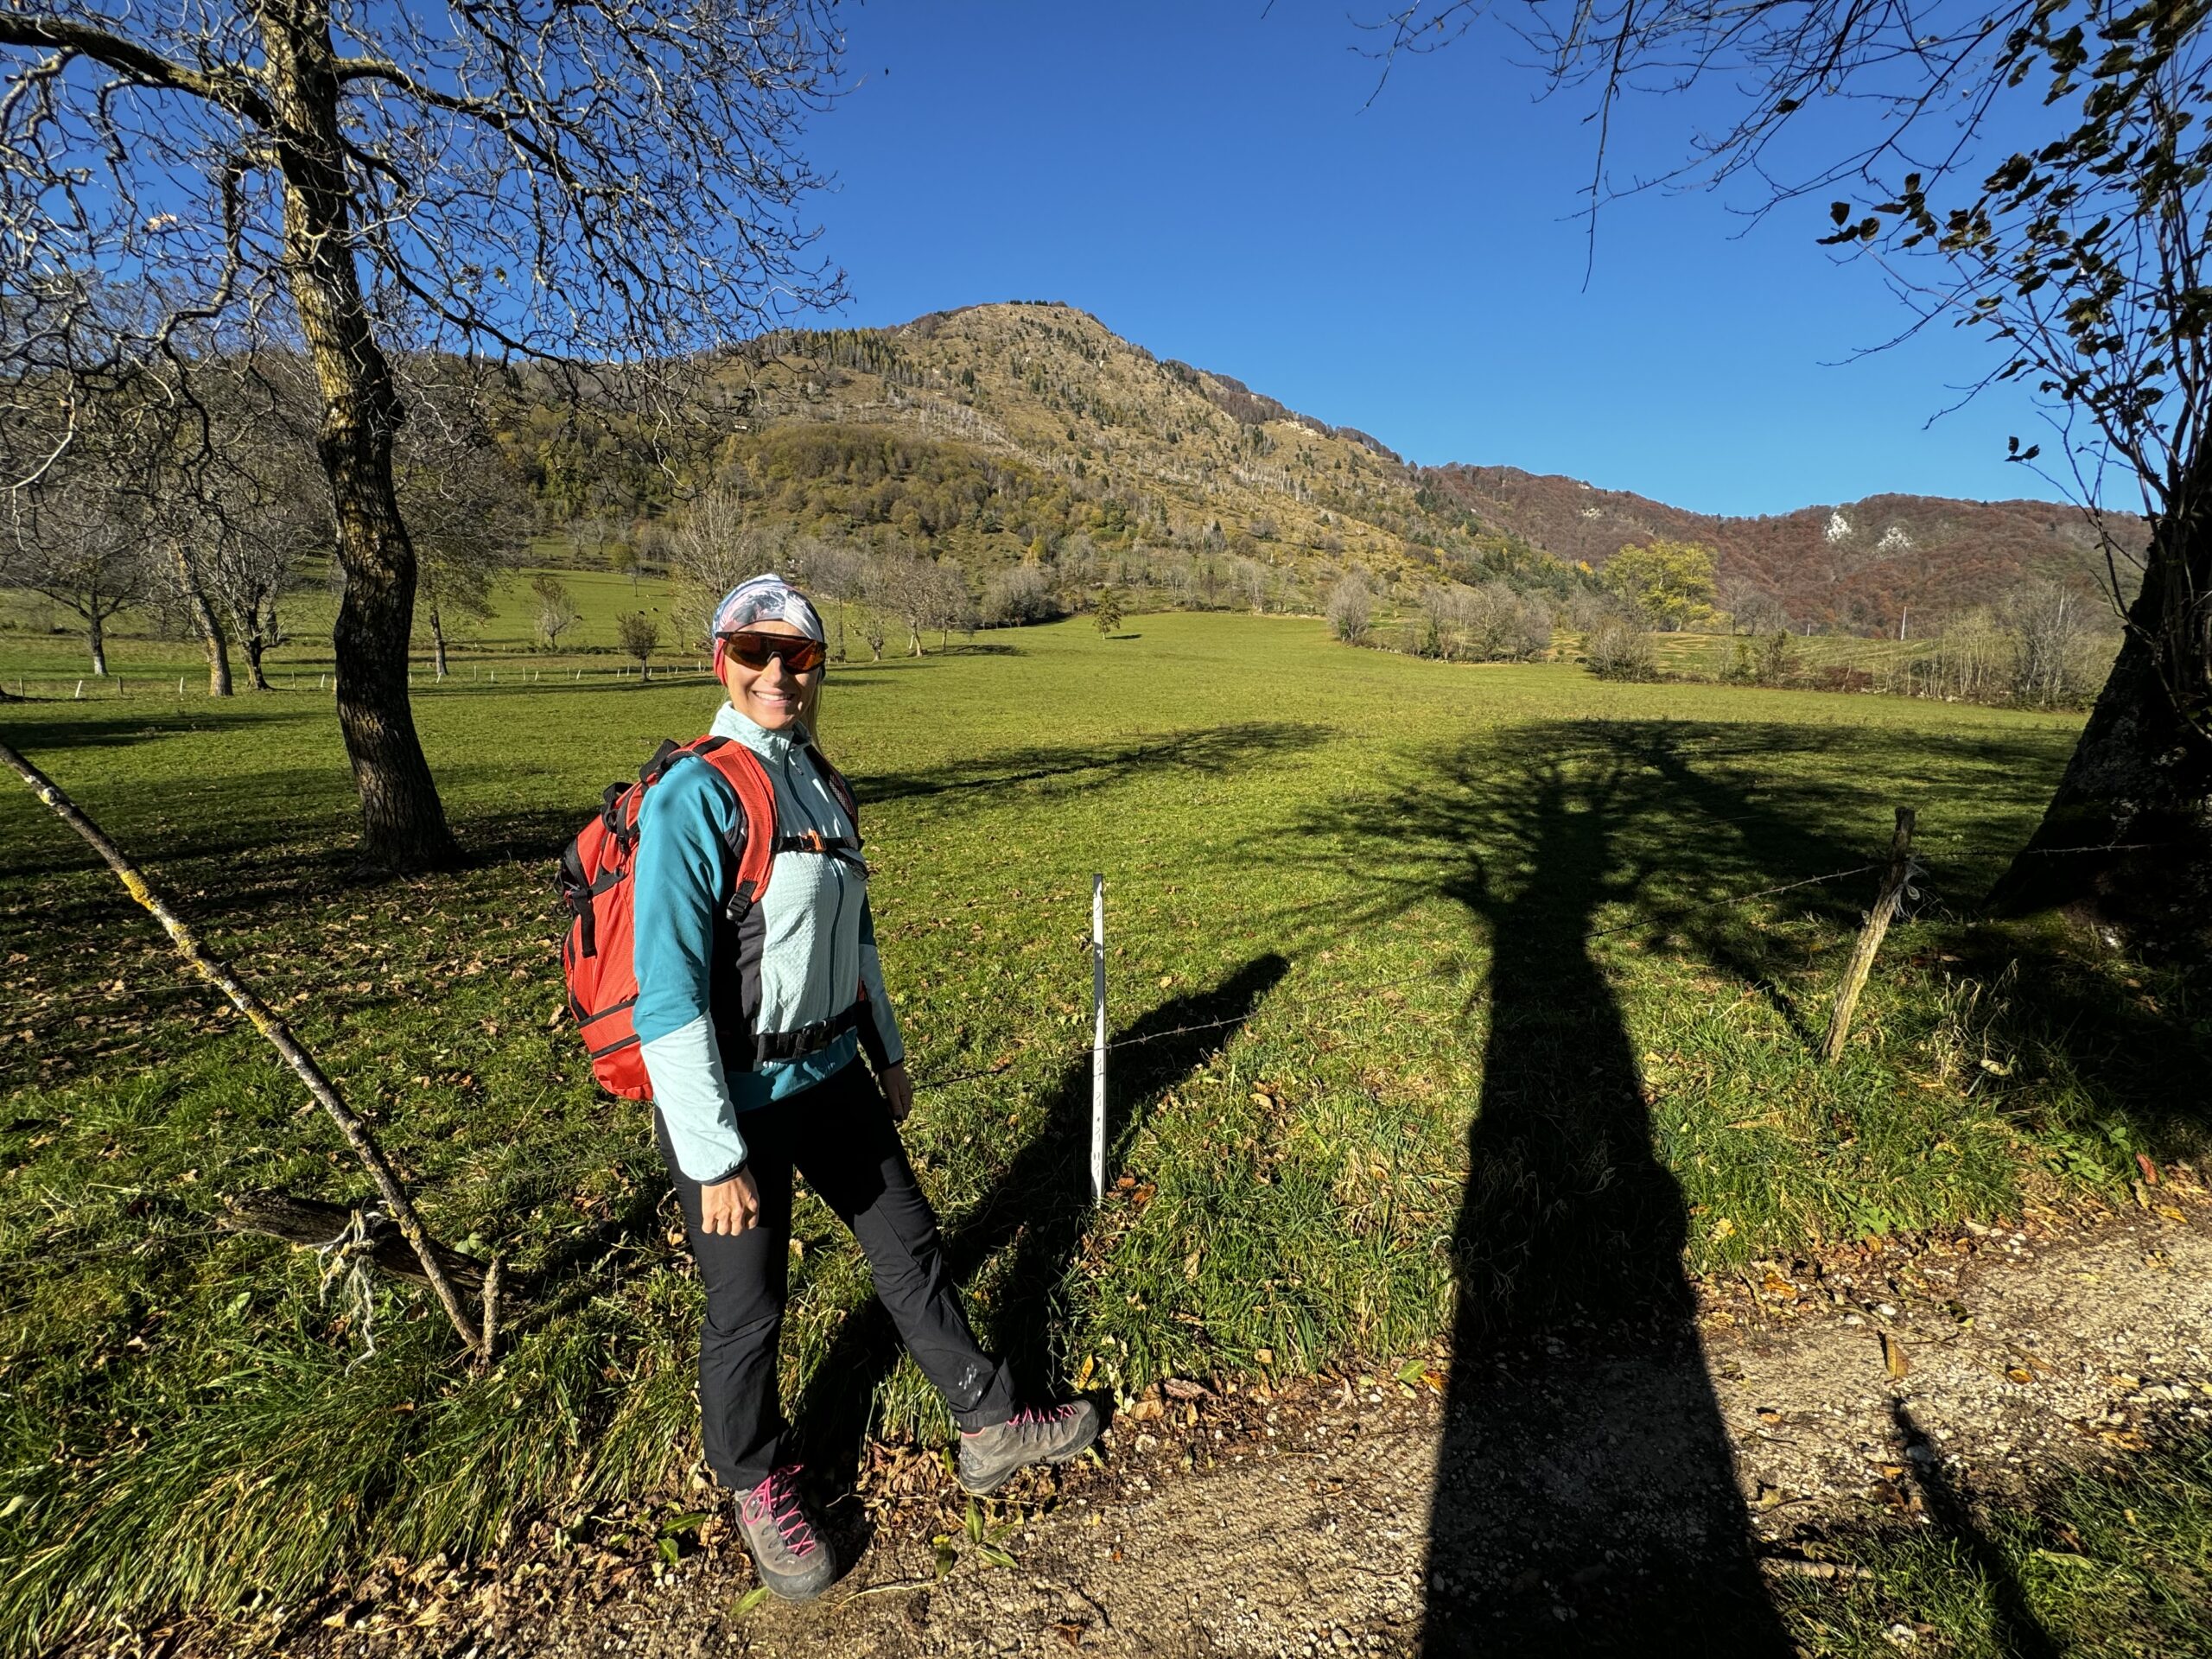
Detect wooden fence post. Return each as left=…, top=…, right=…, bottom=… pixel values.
left=1821, top=806, right=1918, bottom=1063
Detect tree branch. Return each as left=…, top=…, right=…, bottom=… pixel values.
left=0, top=12, right=272, bottom=124
left=0, top=737, right=494, bottom=1363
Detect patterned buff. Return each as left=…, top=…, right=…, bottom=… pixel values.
left=709, top=574, right=826, bottom=677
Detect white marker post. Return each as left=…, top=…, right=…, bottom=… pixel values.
left=1090, top=873, right=1107, bottom=1206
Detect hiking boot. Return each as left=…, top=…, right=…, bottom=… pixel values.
left=957, top=1399, right=1103, bottom=1496
left=734, top=1465, right=836, bottom=1601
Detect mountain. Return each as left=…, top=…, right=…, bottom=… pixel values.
left=670, top=300, right=1524, bottom=594
left=1423, top=465, right=2138, bottom=634
left=516, top=300, right=2134, bottom=632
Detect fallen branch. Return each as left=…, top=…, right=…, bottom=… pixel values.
left=217, top=1194, right=489, bottom=1293
left=1, top=739, right=494, bottom=1364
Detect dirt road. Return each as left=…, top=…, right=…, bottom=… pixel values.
left=200, top=1187, right=2203, bottom=1659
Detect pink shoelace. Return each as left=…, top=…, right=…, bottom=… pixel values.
left=740, top=1465, right=818, bottom=1558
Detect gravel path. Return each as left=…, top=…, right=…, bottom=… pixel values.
left=94, top=1188, right=2212, bottom=1659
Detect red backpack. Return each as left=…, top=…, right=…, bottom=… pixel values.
left=556, top=734, right=865, bottom=1100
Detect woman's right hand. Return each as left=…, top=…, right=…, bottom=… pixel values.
left=700, top=1166, right=760, bottom=1235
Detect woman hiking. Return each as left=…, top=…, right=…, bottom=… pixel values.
left=632, top=574, right=1100, bottom=1601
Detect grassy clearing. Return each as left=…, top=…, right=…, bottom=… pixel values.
left=1, top=612, right=2204, bottom=1647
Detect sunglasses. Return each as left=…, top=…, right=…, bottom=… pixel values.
left=720, top=631, right=826, bottom=674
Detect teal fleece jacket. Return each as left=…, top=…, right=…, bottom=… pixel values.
left=632, top=705, right=905, bottom=1182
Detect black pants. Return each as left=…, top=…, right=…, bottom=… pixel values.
left=654, top=1060, right=1014, bottom=1491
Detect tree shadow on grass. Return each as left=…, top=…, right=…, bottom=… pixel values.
left=1283, top=722, right=1871, bottom=1654
left=1272, top=710, right=2199, bottom=1650
left=785, top=953, right=1291, bottom=1553
left=0, top=706, right=315, bottom=756
left=1891, top=1400, right=2061, bottom=1659
left=852, top=721, right=1327, bottom=809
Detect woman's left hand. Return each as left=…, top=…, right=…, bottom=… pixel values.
left=881, top=1060, right=913, bottom=1123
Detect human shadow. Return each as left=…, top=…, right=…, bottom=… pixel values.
left=786, top=953, right=1292, bottom=1544
left=1286, top=726, right=1796, bottom=1654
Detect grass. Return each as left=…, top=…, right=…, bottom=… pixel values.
left=0, top=552, right=696, bottom=692
left=1776, top=1429, right=2212, bottom=1657
left=1, top=610, right=2205, bottom=1649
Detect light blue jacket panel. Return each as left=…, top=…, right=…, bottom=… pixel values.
left=632, top=706, right=905, bottom=1182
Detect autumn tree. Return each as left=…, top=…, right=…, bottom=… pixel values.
left=1604, top=541, right=1718, bottom=632
left=1366, top=0, right=2212, bottom=940
left=1, top=3, right=843, bottom=868
left=1095, top=588, right=1127, bottom=637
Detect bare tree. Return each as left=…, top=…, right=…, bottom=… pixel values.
left=402, top=427, right=527, bottom=682
left=1327, top=574, right=1372, bottom=645
left=923, top=559, right=977, bottom=649
left=615, top=611, right=661, bottom=681
left=982, top=563, right=1060, bottom=627
left=153, top=352, right=327, bottom=695
left=784, top=536, right=867, bottom=659
left=1363, top=0, right=2212, bottom=938
left=2, top=3, right=843, bottom=868
left=864, top=546, right=935, bottom=657
left=668, top=486, right=787, bottom=652
left=531, top=573, right=580, bottom=651
left=2, top=450, right=154, bottom=676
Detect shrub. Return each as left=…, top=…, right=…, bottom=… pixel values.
left=1414, top=582, right=1553, bottom=662
left=1725, top=631, right=1796, bottom=687
left=980, top=563, right=1063, bottom=627
left=1327, top=575, right=1371, bottom=644
left=1583, top=616, right=1657, bottom=680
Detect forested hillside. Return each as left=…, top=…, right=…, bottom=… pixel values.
left=488, top=301, right=2133, bottom=638
left=1425, top=463, right=2139, bottom=636
left=493, top=302, right=1569, bottom=615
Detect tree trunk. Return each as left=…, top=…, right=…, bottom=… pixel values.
left=87, top=612, right=108, bottom=677
left=259, top=0, right=457, bottom=871
left=171, top=548, right=233, bottom=696
left=243, top=626, right=271, bottom=691
left=1992, top=505, right=2212, bottom=952
left=429, top=605, right=449, bottom=679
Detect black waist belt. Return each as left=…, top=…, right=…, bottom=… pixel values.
left=753, top=1000, right=867, bottom=1066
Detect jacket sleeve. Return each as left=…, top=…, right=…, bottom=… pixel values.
left=855, top=891, right=906, bottom=1070
left=632, top=762, right=749, bottom=1183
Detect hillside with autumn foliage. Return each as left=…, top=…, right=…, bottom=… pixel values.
left=496, top=301, right=2130, bottom=634
left=1418, top=466, right=2137, bottom=635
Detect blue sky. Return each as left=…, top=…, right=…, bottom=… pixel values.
left=797, top=2, right=2063, bottom=518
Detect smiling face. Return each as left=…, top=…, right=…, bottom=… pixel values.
left=717, top=618, right=822, bottom=732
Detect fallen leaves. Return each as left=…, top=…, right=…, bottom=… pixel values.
left=1880, top=1332, right=1911, bottom=1380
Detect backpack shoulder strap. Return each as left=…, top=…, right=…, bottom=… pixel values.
left=805, top=741, right=861, bottom=836
left=684, top=736, right=779, bottom=920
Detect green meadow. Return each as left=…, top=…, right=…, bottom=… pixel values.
left=1, top=610, right=2202, bottom=1647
